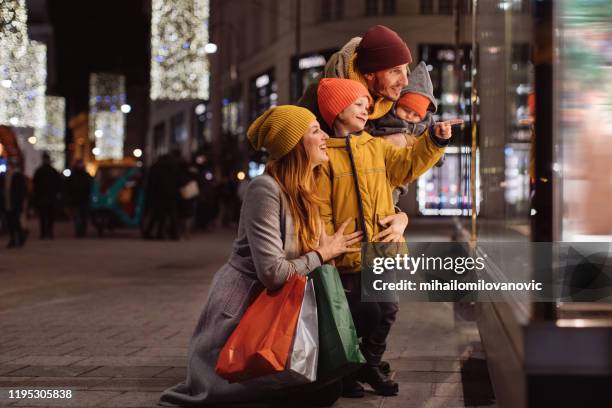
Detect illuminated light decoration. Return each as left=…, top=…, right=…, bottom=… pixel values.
left=150, top=0, right=210, bottom=100
left=298, top=55, right=326, bottom=70
left=89, top=73, right=126, bottom=160
left=91, top=111, right=124, bottom=160
left=0, top=40, right=47, bottom=128
left=0, top=0, right=29, bottom=56
left=35, top=96, right=66, bottom=171
left=203, top=43, right=217, bottom=54
left=0, top=0, right=47, bottom=128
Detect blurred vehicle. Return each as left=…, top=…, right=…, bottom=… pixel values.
left=90, top=160, right=144, bottom=236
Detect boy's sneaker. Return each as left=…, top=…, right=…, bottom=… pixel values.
left=358, top=365, right=399, bottom=396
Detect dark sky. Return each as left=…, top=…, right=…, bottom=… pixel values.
left=46, top=0, right=151, bottom=118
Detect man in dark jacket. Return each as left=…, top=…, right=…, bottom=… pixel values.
left=143, top=152, right=181, bottom=240
left=32, top=152, right=61, bottom=239
left=66, top=160, right=92, bottom=237
left=1, top=157, right=28, bottom=248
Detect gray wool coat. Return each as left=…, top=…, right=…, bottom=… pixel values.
left=159, top=174, right=322, bottom=407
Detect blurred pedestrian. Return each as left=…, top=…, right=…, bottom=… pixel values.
left=1, top=157, right=27, bottom=248
left=143, top=152, right=181, bottom=240
left=194, top=174, right=217, bottom=231
left=178, top=163, right=199, bottom=239
left=32, top=152, right=61, bottom=240
left=66, top=160, right=93, bottom=238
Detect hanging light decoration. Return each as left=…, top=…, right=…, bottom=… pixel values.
left=0, top=0, right=47, bottom=128
left=35, top=96, right=65, bottom=170
left=0, top=0, right=29, bottom=55
left=89, top=73, right=126, bottom=160
left=150, top=0, right=210, bottom=100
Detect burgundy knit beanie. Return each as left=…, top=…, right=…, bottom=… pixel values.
left=355, top=25, right=412, bottom=74
left=317, top=78, right=372, bottom=129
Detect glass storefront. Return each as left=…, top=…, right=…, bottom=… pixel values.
left=466, top=0, right=534, bottom=241
left=557, top=0, right=612, bottom=242
left=418, top=44, right=476, bottom=217
left=290, top=49, right=337, bottom=102
left=249, top=69, right=277, bottom=122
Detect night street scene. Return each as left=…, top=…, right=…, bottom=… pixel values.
left=1, top=0, right=612, bottom=407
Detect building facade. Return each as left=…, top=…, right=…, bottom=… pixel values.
left=209, top=0, right=480, bottom=215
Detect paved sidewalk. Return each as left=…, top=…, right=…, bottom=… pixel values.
left=0, top=221, right=495, bottom=408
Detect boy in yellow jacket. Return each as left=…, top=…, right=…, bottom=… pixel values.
left=316, top=77, right=454, bottom=397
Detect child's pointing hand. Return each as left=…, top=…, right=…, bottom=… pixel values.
left=434, top=119, right=464, bottom=139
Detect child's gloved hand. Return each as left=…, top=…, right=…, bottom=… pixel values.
left=434, top=119, right=464, bottom=139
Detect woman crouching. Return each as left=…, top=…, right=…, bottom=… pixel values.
left=159, top=105, right=362, bottom=407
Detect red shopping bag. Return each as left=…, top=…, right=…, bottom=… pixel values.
left=216, top=274, right=307, bottom=383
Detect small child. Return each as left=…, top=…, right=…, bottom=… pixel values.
left=368, top=61, right=438, bottom=144
left=316, top=77, right=450, bottom=397
left=367, top=61, right=448, bottom=200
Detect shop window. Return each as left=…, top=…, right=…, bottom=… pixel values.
left=460, top=0, right=471, bottom=14
left=153, top=122, right=166, bottom=158
left=321, top=0, right=343, bottom=21
left=366, top=0, right=395, bottom=16
left=321, top=0, right=332, bottom=21
left=290, top=49, right=337, bottom=102
left=421, top=0, right=434, bottom=15
left=170, top=112, right=186, bottom=148
left=418, top=44, right=474, bottom=216
left=438, top=0, right=453, bottom=15
left=249, top=70, right=277, bottom=122
left=366, top=0, right=378, bottom=16
left=382, top=0, right=396, bottom=15
left=334, top=0, right=344, bottom=19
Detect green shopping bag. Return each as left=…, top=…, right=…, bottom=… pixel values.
left=311, top=264, right=365, bottom=380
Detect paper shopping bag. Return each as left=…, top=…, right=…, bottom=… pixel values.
left=311, top=265, right=365, bottom=380
left=216, top=274, right=306, bottom=383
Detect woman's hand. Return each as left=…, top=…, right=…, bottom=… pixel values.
left=373, top=212, right=408, bottom=242
left=316, top=219, right=363, bottom=262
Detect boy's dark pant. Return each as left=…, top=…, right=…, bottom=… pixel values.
left=340, top=273, right=398, bottom=366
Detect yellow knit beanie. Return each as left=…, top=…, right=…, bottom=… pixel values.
left=247, top=105, right=316, bottom=160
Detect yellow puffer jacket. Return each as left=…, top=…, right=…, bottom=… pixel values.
left=317, top=129, right=446, bottom=273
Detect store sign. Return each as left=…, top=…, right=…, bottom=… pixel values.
left=255, top=74, right=270, bottom=89
left=298, top=55, right=326, bottom=70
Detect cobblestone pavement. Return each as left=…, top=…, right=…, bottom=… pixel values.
left=0, top=220, right=495, bottom=408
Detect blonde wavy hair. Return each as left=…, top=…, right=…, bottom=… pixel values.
left=266, top=141, right=322, bottom=253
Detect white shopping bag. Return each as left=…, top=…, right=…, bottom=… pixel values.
left=243, top=278, right=318, bottom=388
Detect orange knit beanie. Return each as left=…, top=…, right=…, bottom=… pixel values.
left=397, top=92, right=431, bottom=120
left=317, top=78, right=372, bottom=129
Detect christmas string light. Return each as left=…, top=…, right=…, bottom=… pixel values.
left=0, top=0, right=47, bottom=128
left=89, top=73, right=125, bottom=160
left=150, top=0, right=210, bottom=100
left=35, top=96, right=66, bottom=170
left=0, top=0, right=29, bottom=57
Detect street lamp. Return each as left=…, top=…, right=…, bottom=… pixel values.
left=204, top=43, right=217, bottom=54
